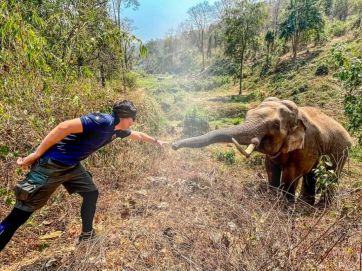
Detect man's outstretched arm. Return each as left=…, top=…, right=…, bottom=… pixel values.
left=127, top=131, right=168, bottom=147
left=17, top=118, right=83, bottom=168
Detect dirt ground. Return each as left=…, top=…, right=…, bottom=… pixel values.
left=1, top=84, right=361, bottom=270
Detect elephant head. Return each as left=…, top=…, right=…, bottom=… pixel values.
left=172, top=97, right=307, bottom=158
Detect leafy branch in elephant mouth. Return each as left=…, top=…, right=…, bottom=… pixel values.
left=313, top=155, right=338, bottom=195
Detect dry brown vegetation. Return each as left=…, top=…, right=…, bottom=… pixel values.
left=1, top=78, right=361, bottom=270
left=1, top=144, right=361, bottom=270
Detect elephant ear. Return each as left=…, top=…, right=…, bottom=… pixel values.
left=281, top=117, right=306, bottom=153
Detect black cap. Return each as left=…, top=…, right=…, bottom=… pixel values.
left=112, top=100, right=137, bottom=121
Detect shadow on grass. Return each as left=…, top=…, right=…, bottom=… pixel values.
left=208, top=93, right=257, bottom=104
left=274, top=49, right=323, bottom=74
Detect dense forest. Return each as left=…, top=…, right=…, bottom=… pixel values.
left=142, top=0, right=361, bottom=141
left=0, top=0, right=361, bottom=270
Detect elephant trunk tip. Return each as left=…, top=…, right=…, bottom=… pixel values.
left=172, top=143, right=180, bottom=150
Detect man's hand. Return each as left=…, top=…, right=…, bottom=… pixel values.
left=155, top=140, right=169, bottom=147
left=128, top=131, right=169, bottom=147
left=17, top=153, right=40, bottom=170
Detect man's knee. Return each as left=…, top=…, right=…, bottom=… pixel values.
left=1, top=208, right=33, bottom=229
left=79, top=190, right=99, bottom=203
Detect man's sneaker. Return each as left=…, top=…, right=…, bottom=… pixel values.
left=76, top=229, right=97, bottom=245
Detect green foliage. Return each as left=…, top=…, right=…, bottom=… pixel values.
left=280, top=0, right=324, bottom=58
left=263, top=30, right=275, bottom=75
left=180, top=76, right=229, bottom=92
left=329, top=20, right=348, bottom=37
left=349, top=145, right=362, bottom=162
left=123, top=71, right=138, bottom=89
left=322, top=0, right=333, bottom=16
left=314, top=64, right=329, bottom=76
left=313, top=155, right=338, bottom=194
left=208, top=58, right=238, bottom=76
left=222, top=0, right=266, bottom=94
left=38, top=242, right=50, bottom=252
left=0, top=187, right=15, bottom=206
left=332, top=44, right=362, bottom=144
left=0, top=0, right=146, bottom=85
left=265, top=31, right=275, bottom=45
left=333, top=0, right=349, bottom=21
left=0, top=1, right=49, bottom=73
left=214, top=149, right=236, bottom=165
left=245, top=153, right=264, bottom=168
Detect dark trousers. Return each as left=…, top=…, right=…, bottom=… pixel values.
left=0, top=190, right=98, bottom=251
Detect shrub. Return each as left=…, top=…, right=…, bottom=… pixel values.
left=123, top=71, right=138, bottom=90
left=183, top=107, right=210, bottom=137
left=313, top=155, right=338, bottom=195
left=329, top=21, right=347, bottom=37
left=214, top=149, right=236, bottom=165
left=332, top=44, right=362, bottom=144
left=314, top=64, right=329, bottom=76
left=245, top=153, right=264, bottom=168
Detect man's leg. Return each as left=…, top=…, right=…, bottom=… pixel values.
left=79, top=190, right=99, bottom=233
left=0, top=208, right=33, bottom=251
left=62, top=164, right=99, bottom=242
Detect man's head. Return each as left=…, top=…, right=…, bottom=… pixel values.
left=113, top=100, right=137, bottom=129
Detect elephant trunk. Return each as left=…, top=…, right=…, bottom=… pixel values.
left=172, top=120, right=265, bottom=154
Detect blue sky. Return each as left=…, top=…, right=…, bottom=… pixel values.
left=123, top=0, right=216, bottom=42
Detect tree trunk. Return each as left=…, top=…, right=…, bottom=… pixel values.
left=124, top=43, right=128, bottom=70
left=239, top=51, right=244, bottom=95
left=201, top=30, right=205, bottom=70
left=121, top=60, right=126, bottom=93
left=207, top=34, right=212, bottom=58
left=100, top=64, right=105, bottom=87
left=292, top=32, right=299, bottom=60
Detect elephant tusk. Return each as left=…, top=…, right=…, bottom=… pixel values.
left=232, top=138, right=255, bottom=158
left=245, top=143, right=256, bottom=155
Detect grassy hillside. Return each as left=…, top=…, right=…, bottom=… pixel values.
left=1, top=33, right=361, bottom=271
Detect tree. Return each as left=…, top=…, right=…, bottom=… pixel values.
left=0, top=0, right=145, bottom=88
left=110, top=0, right=140, bottom=29
left=280, top=0, right=324, bottom=60
left=264, top=30, right=275, bottom=69
left=187, top=1, right=215, bottom=70
left=223, top=0, right=266, bottom=95
left=333, top=0, right=349, bottom=21
left=332, top=44, right=362, bottom=144
left=322, top=0, right=333, bottom=17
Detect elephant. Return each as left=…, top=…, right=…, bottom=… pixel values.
left=172, top=97, right=352, bottom=205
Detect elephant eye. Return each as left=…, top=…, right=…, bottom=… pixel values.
left=273, top=121, right=280, bottom=129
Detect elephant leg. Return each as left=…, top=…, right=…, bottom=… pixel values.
left=300, top=171, right=316, bottom=205
left=330, top=151, right=349, bottom=178
left=280, top=168, right=300, bottom=203
left=265, top=157, right=281, bottom=188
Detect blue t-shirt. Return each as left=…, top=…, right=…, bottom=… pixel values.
left=42, top=113, right=131, bottom=165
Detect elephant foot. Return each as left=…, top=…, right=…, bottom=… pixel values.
left=299, top=195, right=315, bottom=206
left=268, top=185, right=280, bottom=196
left=285, top=193, right=296, bottom=203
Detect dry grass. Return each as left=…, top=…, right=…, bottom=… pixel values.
left=1, top=144, right=361, bottom=270
left=1, top=58, right=361, bottom=270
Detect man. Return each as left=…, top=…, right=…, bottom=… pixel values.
left=0, top=100, right=166, bottom=251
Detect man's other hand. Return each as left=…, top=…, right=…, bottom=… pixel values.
left=17, top=153, right=40, bottom=169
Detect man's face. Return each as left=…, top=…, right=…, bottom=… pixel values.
left=119, top=117, right=134, bottom=129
